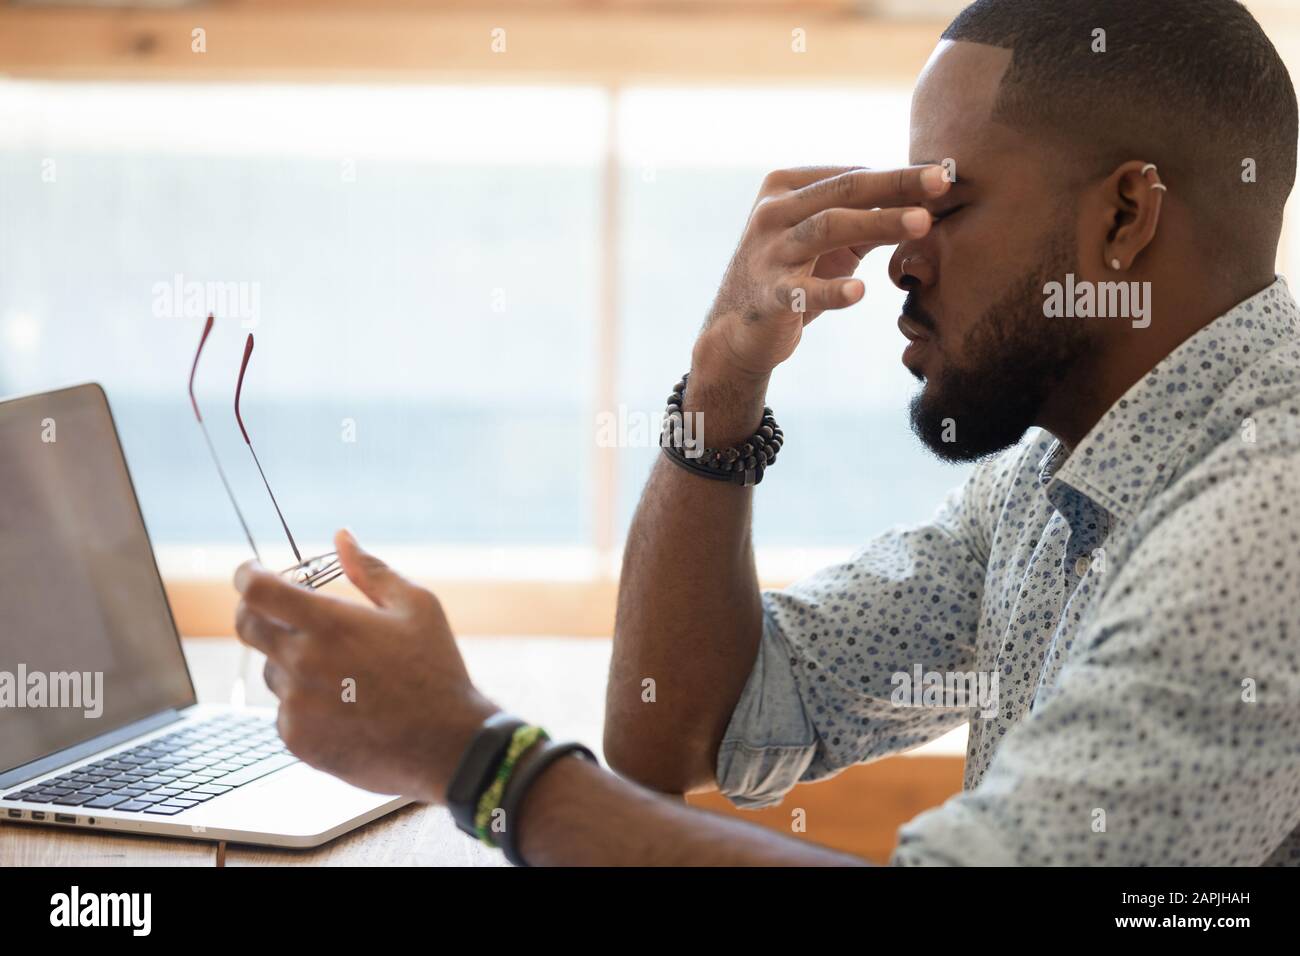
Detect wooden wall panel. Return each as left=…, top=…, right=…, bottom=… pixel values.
left=0, top=5, right=944, bottom=84
left=686, top=755, right=965, bottom=864
left=166, top=576, right=623, bottom=637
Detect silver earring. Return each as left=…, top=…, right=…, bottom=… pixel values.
left=1141, top=163, right=1168, bottom=192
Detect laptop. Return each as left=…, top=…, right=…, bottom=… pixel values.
left=0, top=383, right=410, bottom=847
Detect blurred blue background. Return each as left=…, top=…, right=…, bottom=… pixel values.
left=0, top=82, right=969, bottom=570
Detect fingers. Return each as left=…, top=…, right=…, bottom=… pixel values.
left=263, top=656, right=289, bottom=699
left=775, top=277, right=865, bottom=315
left=775, top=165, right=950, bottom=226
left=234, top=598, right=295, bottom=655
left=233, top=559, right=353, bottom=632
left=335, top=529, right=415, bottom=611
left=762, top=165, right=867, bottom=193
left=784, top=206, right=932, bottom=261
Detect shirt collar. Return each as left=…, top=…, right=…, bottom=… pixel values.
left=1037, top=275, right=1299, bottom=522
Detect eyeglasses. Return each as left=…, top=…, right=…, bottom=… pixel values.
left=188, top=313, right=343, bottom=590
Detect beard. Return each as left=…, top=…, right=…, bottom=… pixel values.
left=908, top=230, right=1092, bottom=463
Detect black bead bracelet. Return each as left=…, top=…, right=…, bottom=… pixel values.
left=659, top=372, right=782, bottom=487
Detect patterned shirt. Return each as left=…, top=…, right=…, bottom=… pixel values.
left=716, top=276, right=1300, bottom=865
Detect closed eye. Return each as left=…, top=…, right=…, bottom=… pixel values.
left=932, top=204, right=966, bottom=224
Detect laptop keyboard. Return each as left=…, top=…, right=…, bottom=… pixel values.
left=2, top=712, right=297, bottom=817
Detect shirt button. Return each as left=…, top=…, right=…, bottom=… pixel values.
left=1074, top=556, right=1091, bottom=577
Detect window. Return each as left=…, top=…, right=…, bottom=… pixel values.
left=0, top=79, right=971, bottom=580
left=0, top=82, right=605, bottom=575
left=614, top=87, right=972, bottom=563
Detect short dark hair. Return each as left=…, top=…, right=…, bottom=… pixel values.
left=942, top=0, right=1297, bottom=250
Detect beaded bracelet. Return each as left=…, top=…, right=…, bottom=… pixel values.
left=660, top=372, right=783, bottom=487
left=473, top=724, right=548, bottom=846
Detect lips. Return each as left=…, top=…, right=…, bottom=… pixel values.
left=898, top=314, right=931, bottom=342
left=898, top=313, right=934, bottom=376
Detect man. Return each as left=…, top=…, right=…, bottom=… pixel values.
left=235, top=0, right=1300, bottom=865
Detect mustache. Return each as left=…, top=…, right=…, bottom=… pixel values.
left=901, top=292, right=938, bottom=334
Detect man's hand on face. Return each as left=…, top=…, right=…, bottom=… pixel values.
left=233, top=529, right=500, bottom=805
left=695, top=164, right=950, bottom=383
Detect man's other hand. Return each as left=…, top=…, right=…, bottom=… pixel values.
left=233, top=529, right=499, bottom=804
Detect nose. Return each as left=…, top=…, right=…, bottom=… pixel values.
left=889, top=249, right=935, bottom=291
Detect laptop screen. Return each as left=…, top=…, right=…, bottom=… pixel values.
left=0, top=384, right=196, bottom=774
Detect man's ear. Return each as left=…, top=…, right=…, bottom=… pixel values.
left=1099, top=160, right=1166, bottom=272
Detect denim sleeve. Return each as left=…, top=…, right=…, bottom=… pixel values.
left=715, top=612, right=819, bottom=809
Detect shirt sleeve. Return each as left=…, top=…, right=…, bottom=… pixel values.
left=715, top=449, right=1012, bottom=809
left=891, top=460, right=1300, bottom=865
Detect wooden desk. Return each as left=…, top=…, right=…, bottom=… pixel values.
left=0, top=637, right=606, bottom=867
left=1, top=637, right=964, bottom=866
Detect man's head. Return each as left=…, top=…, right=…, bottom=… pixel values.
left=894, top=0, right=1298, bottom=462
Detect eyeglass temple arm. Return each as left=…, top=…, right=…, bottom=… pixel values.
left=190, top=314, right=262, bottom=563
left=236, top=333, right=303, bottom=565
left=188, top=314, right=212, bottom=423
